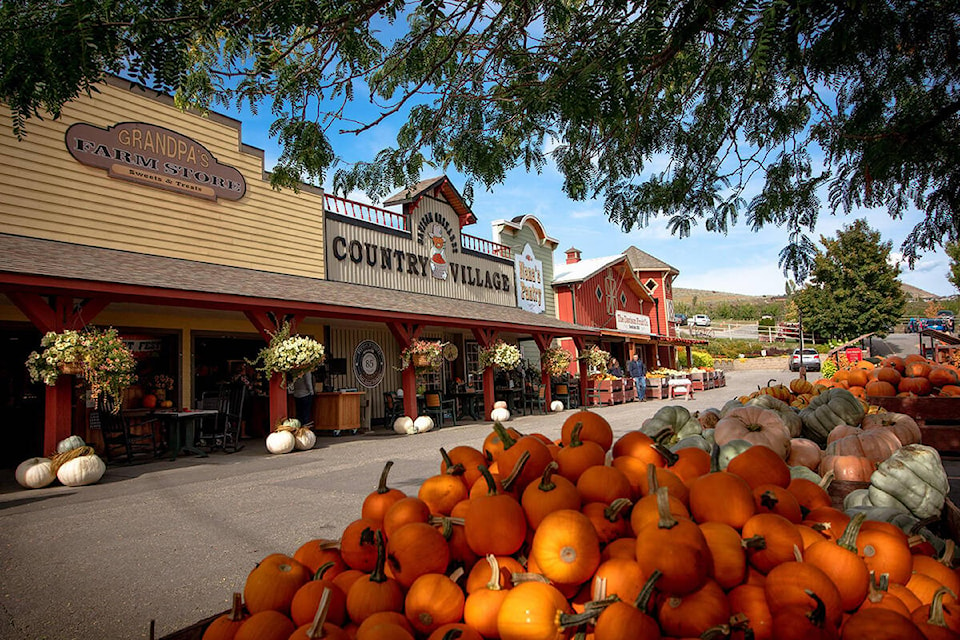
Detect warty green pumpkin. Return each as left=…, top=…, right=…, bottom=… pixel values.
left=799, top=388, right=865, bottom=445
left=867, top=444, right=949, bottom=520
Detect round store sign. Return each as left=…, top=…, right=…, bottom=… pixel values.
left=354, top=340, right=385, bottom=388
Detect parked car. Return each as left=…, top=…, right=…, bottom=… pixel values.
left=937, top=310, right=955, bottom=318
left=789, top=348, right=821, bottom=372
left=691, top=314, right=711, bottom=326
left=673, top=313, right=688, bottom=325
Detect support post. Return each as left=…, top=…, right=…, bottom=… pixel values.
left=387, top=322, right=424, bottom=419
left=573, top=336, right=589, bottom=407
left=532, top=333, right=555, bottom=410
left=472, top=328, right=499, bottom=420
left=245, top=310, right=303, bottom=431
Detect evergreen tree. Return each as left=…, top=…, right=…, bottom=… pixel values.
left=795, top=220, right=906, bottom=341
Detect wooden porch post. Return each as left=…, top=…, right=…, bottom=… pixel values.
left=245, top=311, right=305, bottom=431
left=8, top=293, right=109, bottom=454
left=472, top=327, right=498, bottom=420
left=532, top=333, right=555, bottom=410
left=573, top=336, right=590, bottom=407
left=387, top=322, right=424, bottom=419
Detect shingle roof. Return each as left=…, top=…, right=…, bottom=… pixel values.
left=0, top=234, right=596, bottom=336
left=383, top=176, right=477, bottom=226
left=622, top=245, right=679, bottom=275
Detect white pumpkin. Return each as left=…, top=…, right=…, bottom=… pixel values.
left=414, top=416, right=435, bottom=433
left=550, top=400, right=564, bottom=412
left=294, top=427, right=317, bottom=450
left=56, top=454, right=106, bottom=487
left=15, top=457, right=55, bottom=489
left=491, top=407, right=511, bottom=422
left=394, top=416, right=416, bottom=435
left=493, top=401, right=508, bottom=410
left=56, top=435, right=86, bottom=454
left=266, top=430, right=296, bottom=454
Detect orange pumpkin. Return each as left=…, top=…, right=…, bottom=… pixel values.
left=201, top=593, right=248, bottom=640
left=742, top=512, right=804, bottom=574
left=727, top=444, right=792, bottom=489
left=874, top=366, right=903, bottom=387
left=233, top=610, right=297, bottom=640
left=819, top=453, right=875, bottom=482
left=786, top=437, right=823, bottom=471
left=865, top=379, right=897, bottom=397
left=824, top=428, right=902, bottom=464
left=463, top=556, right=512, bottom=637
left=842, top=607, right=926, bottom=639
left=561, top=409, right=614, bottom=452
left=900, top=375, right=934, bottom=396
left=635, top=487, right=711, bottom=595
left=292, top=539, right=347, bottom=577
left=555, top=422, right=607, bottom=483
left=382, top=498, right=430, bottom=539
left=803, top=513, right=870, bottom=611
left=699, top=521, right=748, bottom=590
left=764, top=560, right=843, bottom=627
left=345, top=532, right=405, bottom=624
left=576, top=464, right=632, bottom=504
left=243, top=554, right=310, bottom=616
left=657, top=579, right=731, bottom=638
left=464, top=465, right=528, bottom=556
left=441, top=445, right=487, bottom=490
left=404, top=573, right=465, bottom=636
left=728, top=584, right=773, bottom=640
left=496, top=582, right=575, bottom=639
left=386, top=522, right=450, bottom=588
left=521, top=461, right=582, bottom=530
left=689, top=469, right=756, bottom=529
left=362, top=461, right=407, bottom=524
left=530, top=509, right=601, bottom=585
left=860, top=412, right=922, bottom=446
left=929, top=366, right=960, bottom=387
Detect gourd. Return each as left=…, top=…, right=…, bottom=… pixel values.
left=746, top=394, right=802, bottom=437
left=550, top=400, right=564, bottom=412
left=493, top=401, right=508, bottom=410
left=789, top=464, right=822, bottom=484
left=394, top=417, right=415, bottom=435
left=413, top=416, right=434, bottom=433
left=281, top=418, right=302, bottom=429
left=640, top=405, right=702, bottom=445
left=712, top=406, right=791, bottom=459
left=56, top=453, right=106, bottom=486
left=861, top=412, right=922, bottom=446
left=867, top=444, right=949, bottom=520
left=824, top=427, right=902, bottom=465
left=490, top=407, right=510, bottom=423
left=266, top=430, right=296, bottom=454
left=670, top=431, right=715, bottom=453
left=294, top=427, right=317, bottom=450
left=799, top=388, right=865, bottom=445
left=15, top=457, right=55, bottom=489
left=717, top=439, right=753, bottom=470
left=56, top=435, right=86, bottom=453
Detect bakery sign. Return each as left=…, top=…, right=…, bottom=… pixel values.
left=65, top=122, right=246, bottom=201
left=515, top=243, right=545, bottom=313
left=615, top=310, right=652, bottom=335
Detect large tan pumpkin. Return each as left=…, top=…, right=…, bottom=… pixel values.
left=785, top=438, right=823, bottom=471
left=712, top=407, right=791, bottom=459
left=860, top=412, right=921, bottom=446
left=824, top=427, right=902, bottom=464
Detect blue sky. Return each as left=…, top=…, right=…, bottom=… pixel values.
left=228, top=100, right=956, bottom=299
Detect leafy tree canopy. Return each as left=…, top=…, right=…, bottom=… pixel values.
left=794, top=219, right=906, bottom=341
left=2, top=0, right=959, bottom=281
left=946, top=240, right=960, bottom=293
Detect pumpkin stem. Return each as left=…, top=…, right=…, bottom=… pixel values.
left=651, top=442, right=679, bottom=467
left=728, top=613, right=753, bottom=640
left=793, top=544, right=803, bottom=562
left=305, top=587, right=331, bottom=638
left=699, top=624, right=731, bottom=640
left=604, top=498, right=633, bottom=523
left=836, top=511, right=866, bottom=552
left=741, top=536, right=766, bottom=551
left=441, top=630, right=463, bottom=640
left=313, top=561, right=336, bottom=581
left=817, top=470, right=835, bottom=491
left=439, top=448, right=465, bottom=476
left=492, top=421, right=518, bottom=450
left=375, top=460, right=395, bottom=495
left=652, top=427, right=676, bottom=445
left=803, top=589, right=828, bottom=628
left=369, top=530, right=388, bottom=583
left=633, top=569, right=662, bottom=612
left=476, top=464, right=500, bottom=496
left=558, top=608, right=605, bottom=629
left=655, top=486, right=678, bottom=529
left=759, top=491, right=779, bottom=511
left=592, top=576, right=607, bottom=601
left=228, top=592, right=244, bottom=622
left=710, top=443, right=721, bottom=473
left=511, top=572, right=551, bottom=584
left=500, top=450, right=531, bottom=492
left=568, top=422, right=585, bottom=448
left=646, top=463, right=660, bottom=494
left=537, top=461, right=560, bottom=492
left=928, top=586, right=957, bottom=629
left=867, top=571, right=890, bottom=603
left=939, top=539, right=956, bottom=568
left=483, top=554, right=502, bottom=591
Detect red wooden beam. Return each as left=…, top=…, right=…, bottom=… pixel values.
left=7, top=292, right=60, bottom=333
left=386, top=322, right=423, bottom=349
left=471, top=327, right=498, bottom=348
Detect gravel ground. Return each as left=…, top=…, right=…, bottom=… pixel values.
left=0, top=361, right=921, bottom=640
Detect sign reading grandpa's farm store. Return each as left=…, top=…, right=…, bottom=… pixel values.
left=65, top=122, right=246, bottom=201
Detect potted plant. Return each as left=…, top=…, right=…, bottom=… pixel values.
left=399, top=339, right=446, bottom=374
left=248, top=322, right=326, bottom=381
left=578, top=345, right=611, bottom=372
left=540, top=347, right=573, bottom=378
left=25, top=327, right=137, bottom=411
left=151, top=374, right=175, bottom=401
left=478, top=340, right=522, bottom=371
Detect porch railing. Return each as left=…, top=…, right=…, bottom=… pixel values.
left=324, top=194, right=409, bottom=232
left=461, top=233, right=513, bottom=260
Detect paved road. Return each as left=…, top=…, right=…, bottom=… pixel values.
left=0, top=335, right=926, bottom=639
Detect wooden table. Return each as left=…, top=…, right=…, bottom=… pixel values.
left=312, top=392, right=365, bottom=435
left=153, top=409, right=219, bottom=460
left=449, top=391, right=484, bottom=420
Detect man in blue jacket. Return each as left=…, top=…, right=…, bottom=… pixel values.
left=628, top=353, right=646, bottom=401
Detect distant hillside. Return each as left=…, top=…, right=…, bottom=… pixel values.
left=674, top=282, right=940, bottom=305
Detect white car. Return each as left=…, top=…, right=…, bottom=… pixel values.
left=691, top=314, right=711, bottom=326
left=790, top=348, right=821, bottom=372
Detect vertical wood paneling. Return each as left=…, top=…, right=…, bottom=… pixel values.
left=0, top=81, right=326, bottom=279
left=329, top=325, right=400, bottom=426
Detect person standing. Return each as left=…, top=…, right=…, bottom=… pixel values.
left=289, top=369, right=315, bottom=426
left=628, top=353, right=647, bottom=401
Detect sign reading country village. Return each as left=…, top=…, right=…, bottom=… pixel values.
left=65, top=122, right=246, bottom=202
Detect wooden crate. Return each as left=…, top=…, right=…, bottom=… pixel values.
left=867, top=395, right=960, bottom=452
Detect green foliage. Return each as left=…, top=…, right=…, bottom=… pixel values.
left=674, top=299, right=789, bottom=322
left=678, top=350, right=714, bottom=368
left=2, top=1, right=959, bottom=276
left=947, top=240, right=960, bottom=293
left=820, top=358, right=838, bottom=379
left=795, top=220, right=906, bottom=342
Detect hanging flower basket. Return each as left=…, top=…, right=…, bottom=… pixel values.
left=541, top=347, right=573, bottom=377
left=400, top=340, right=446, bottom=373
left=478, top=340, right=522, bottom=371
left=248, top=321, right=326, bottom=380
left=578, top=345, right=611, bottom=371
left=59, top=361, right=83, bottom=376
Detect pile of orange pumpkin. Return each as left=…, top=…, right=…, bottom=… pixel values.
left=200, top=408, right=960, bottom=640
left=820, top=355, right=960, bottom=399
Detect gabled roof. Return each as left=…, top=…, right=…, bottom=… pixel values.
left=622, top=245, right=679, bottom=276
left=553, top=254, right=654, bottom=303
left=384, top=176, right=477, bottom=226
left=491, top=215, right=559, bottom=250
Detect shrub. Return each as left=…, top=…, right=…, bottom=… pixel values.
left=678, top=350, right=715, bottom=368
